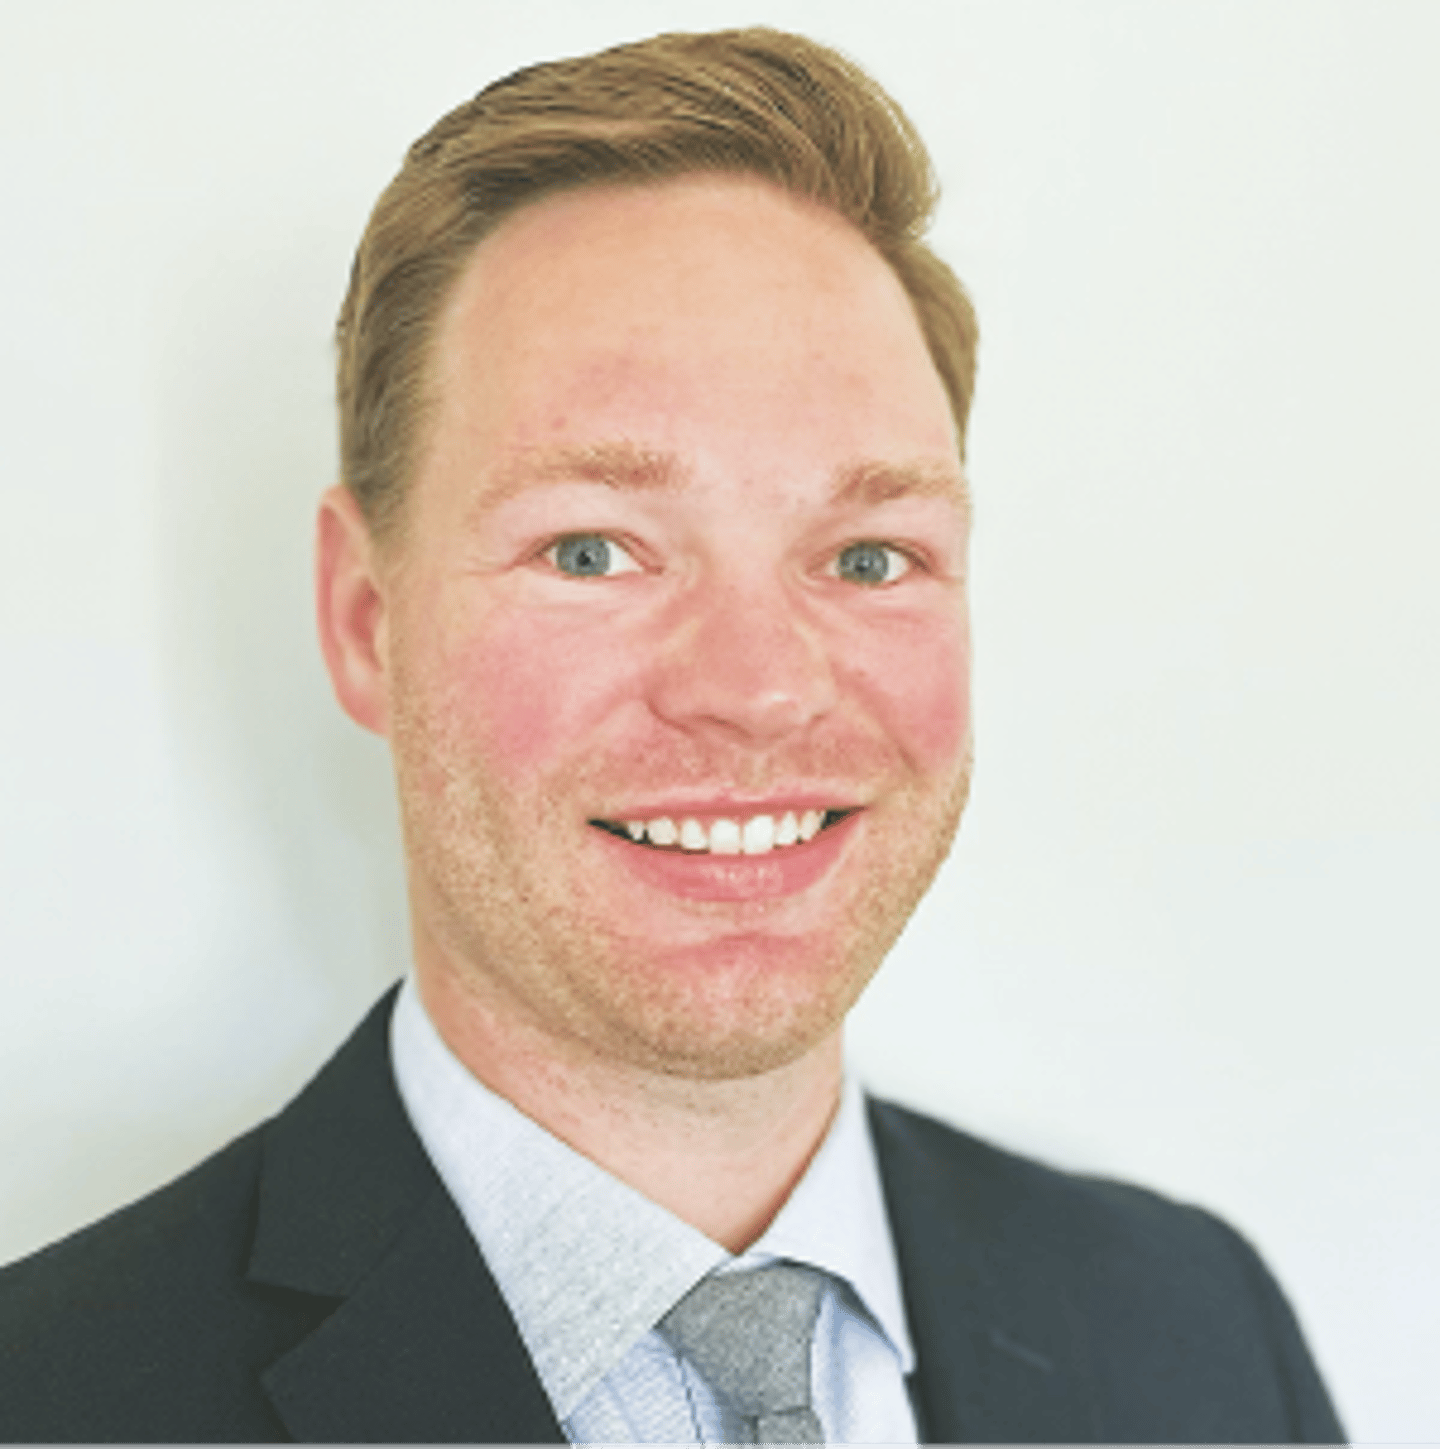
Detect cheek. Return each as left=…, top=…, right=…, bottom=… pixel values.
left=429, top=600, right=639, bottom=779
left=851, top=610, right=972, bottom=772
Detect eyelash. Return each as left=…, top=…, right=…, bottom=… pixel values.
left=539, top=532, right=644, bottom=578
left=538, top=532, right=926, bottom=582
left=828, top=541, right=919, bottom=585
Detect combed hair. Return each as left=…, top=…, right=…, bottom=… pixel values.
left=335, top=27, right=978, bottom=542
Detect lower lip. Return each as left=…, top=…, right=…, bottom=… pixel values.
left=593, top=812, right=861, bottom=902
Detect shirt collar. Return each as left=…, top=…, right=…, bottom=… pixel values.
left=743, top=1073, right=915, bottom=1375
left=389, top=976, right=913, bottom=1415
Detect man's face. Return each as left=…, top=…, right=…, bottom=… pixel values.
left=381, top=176, right=971, bottom=1079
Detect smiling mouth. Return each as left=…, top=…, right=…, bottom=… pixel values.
left=590, top=808, right=857, bottom=856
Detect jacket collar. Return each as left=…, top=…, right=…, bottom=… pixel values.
left=246, top=988, right=564, bottom=1443
left=868, top=1097, right=1103, bottom=1442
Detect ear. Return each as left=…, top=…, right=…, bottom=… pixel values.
left=315, top=484, right=390, bottom=736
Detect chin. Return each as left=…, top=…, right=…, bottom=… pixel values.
left=573, top=927, right=880, bottom=1082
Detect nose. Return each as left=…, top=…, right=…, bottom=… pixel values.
left=647, top=576, right=839, bottom=746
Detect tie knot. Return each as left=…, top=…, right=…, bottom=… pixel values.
left=658, top=1263, right=828, bottom=1442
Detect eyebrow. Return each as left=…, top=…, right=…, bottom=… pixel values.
left=483, top=442, right=686, bottom=502
left=481, top=440, right=969, bottom=516
left=831, top=458, right=971, bottom=517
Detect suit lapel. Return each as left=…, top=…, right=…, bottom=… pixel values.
left=869, top=1098, right=1102, bottom=1442
left=241, top=995, right=1105, bottom=1441
left=247, top=989, right=563, bottom=1443
left=260, top=1188, right=560, bottom=1442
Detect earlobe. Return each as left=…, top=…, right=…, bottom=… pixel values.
left=315, top=484, right=390, bottom=736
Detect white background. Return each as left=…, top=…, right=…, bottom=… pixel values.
left=2, top=2, right=1436, bottom=1439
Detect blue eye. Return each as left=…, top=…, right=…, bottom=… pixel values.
left=835, top=541, right=908, bottom=585
left=549, top=533, right=640, bottom=578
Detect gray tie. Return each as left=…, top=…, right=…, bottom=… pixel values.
left=658, top=1263, right=828, bottom=1444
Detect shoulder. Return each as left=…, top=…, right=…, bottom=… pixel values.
left=2, top=1125, right=261, bottom=1287
left=867, top=1096, right=1345, bottom=1441
left=1, top=1085, right=365, bottom=1442
left=0, top=990, right=436, bottom=1441
left=0, top=1123, right=325, bottom=1441
left=0, top=1126, right=264, bottom=1336
left=869, top=1093, right=1250, bottom=1266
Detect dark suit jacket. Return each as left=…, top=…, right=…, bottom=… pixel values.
left=0, top=989, right=1344, bottom=1442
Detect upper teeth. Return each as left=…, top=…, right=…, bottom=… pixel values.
left=622, top=810, right=827, bottom=855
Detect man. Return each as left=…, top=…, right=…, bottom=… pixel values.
left=0, top=27, right=1342, bottom=1442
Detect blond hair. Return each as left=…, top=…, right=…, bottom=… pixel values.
left=336, top=27, right=978, bottom=542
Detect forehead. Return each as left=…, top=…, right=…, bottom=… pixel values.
left=444, top=172, right=909, bottom=327
left=421, top=174, right=960, bottom=514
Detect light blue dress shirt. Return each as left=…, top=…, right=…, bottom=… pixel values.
left=390, top=978, right=919, bottom=1444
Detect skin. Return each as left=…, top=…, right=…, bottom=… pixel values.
left=317, top=175, right=973, bottom=1248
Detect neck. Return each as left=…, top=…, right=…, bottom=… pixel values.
left=415, top=963, right=844, bottom=1253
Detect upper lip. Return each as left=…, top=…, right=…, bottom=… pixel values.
left=595, top=795, right=863, bottom=820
